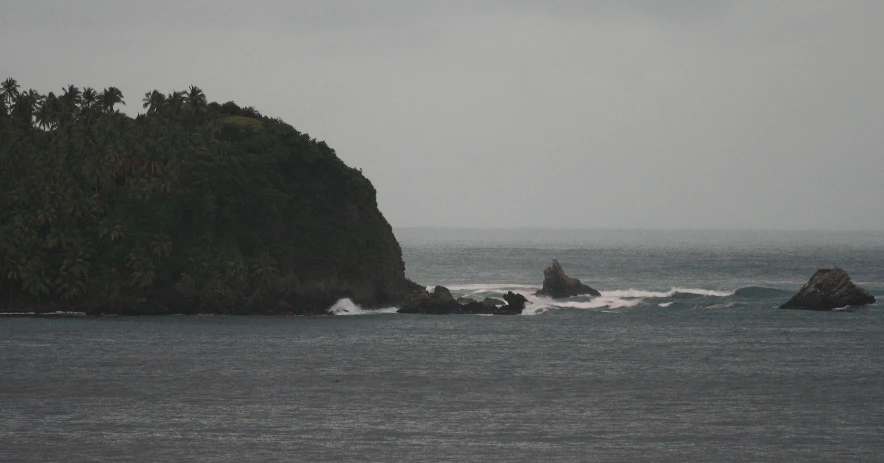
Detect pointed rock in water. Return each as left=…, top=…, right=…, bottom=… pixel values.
left=780, top=268, right=875, bottom=311
left=535, top=259, right=601, bottom=298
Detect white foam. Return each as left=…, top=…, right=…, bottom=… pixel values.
left=601, top=288, right=734, bottom=298
left=520, top=305, right=550, bottom=316
left=439, top=283, right=732, bottom=300
left=398, top=283, right=736, bottom=315
left=443, top=283, right=539, bottom=294
left=528, top=292, right=642, bottom=310
left=562, top=297, right=643, bottom=309
left=445, top=283, right=538, bottom=291
left=328, top=299, right=398, bottom=316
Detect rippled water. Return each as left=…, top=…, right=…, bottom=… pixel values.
left=2, top=229, right=883, bottom=462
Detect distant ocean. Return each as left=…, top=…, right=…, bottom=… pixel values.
left=2, top=229, right=883, bottom=462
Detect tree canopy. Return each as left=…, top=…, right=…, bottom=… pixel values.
left=0, top=78, right=412, bottom=314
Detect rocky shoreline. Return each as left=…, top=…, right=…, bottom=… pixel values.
left=2, top=263, right=877, bottom=316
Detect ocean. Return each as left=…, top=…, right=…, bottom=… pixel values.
left=2, top=229, right=883, bottom=462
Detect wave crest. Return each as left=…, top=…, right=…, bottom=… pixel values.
left=601, top=288, right=734, bottom=298
left=328, top=299, right=399, bottom=316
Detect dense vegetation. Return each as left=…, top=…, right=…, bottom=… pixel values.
left=0, top=78, right=416, bottom=314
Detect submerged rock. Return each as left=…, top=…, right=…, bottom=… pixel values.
left=535, top=259, right=601, bottom=298
left=398, top=286, right=528, bottom=315
left=780, top=268, right=875, bottom=311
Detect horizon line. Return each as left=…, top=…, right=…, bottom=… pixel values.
left=391, top=226, right=884, bottom=233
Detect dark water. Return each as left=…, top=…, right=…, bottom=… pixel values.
left=2, top=229, right=883, bottom=462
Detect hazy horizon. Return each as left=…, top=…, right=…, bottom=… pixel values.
left=394, top=225, right=884, bottom=232
left=3, top=1, right=883, bottom=230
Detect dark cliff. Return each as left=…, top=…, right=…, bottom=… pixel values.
left=0, top=79, right=417, bottom=314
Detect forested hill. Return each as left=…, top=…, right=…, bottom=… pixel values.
left=0, top=78, right=418, bottom=314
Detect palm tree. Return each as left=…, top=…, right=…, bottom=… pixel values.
left=62, top=85, right=82, bottom=104
left=1, top=78, right=19, bottom=107
left=142, top=90, right=166, bottom=114
left=100, top=87, right=125, bottom=114
left=166, top=90, right=186, bottom=116
left=11, top=89, right=40, bottom=128
left=36, top=92, right=60, bottom=130
left=81, top=87, right=98, bottom=111
left=184, top=85, right=207, bottom=119
left=60, top=85, right=82, bottom=121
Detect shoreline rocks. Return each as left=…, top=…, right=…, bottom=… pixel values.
left=535, top=259, right=600, bottom=298
left=398, top=286, right=529, bottom=315
left=780, top=268, right=876, bottom=311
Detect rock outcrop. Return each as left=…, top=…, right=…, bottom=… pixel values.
left=780, top=268, right=876, bottom=311
left=535, top=259, right=601, bottom=298
left=0, top=84, right=417, bottom=316
left=399, top=286, right=459, bottom=314
left=398, top=286, right=529, bottom=315
left=499, top=291, right=529, bottom=314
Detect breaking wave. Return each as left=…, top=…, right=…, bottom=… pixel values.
left=440, top=283, right=538, bottom=293
left=328, top=299, right=399, bottom=316
left=601, top=288, right=734, bottom=298
left=520, top=305, right=549, bottom=316
left=329, top=283, right=799, bottom=316
left=535, top=295, right=644, bottom=310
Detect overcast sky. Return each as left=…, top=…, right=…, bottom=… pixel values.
left=2, top=1, right=882, bottom=229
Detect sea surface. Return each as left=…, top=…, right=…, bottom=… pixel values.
left=2, top=229, right=883, bottom=462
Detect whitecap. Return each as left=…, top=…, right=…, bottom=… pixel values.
left=530, top=293, right=643, bottom=310
left=442, top=283, right=539, bottom=294
left=328, top=299, right=398, bottom=316
left=601, top=288, right=734, bottom=298
left=658, top=302, right=675, bottom=308
left=520, top=305, right=550, bottom=316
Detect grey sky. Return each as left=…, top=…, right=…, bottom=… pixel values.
left=2, top=1, right=883, bottom=229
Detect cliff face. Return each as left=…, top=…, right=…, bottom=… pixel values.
left=0, top=82, right=416, bottom=315
left=283, top=183, right=416, bottom=313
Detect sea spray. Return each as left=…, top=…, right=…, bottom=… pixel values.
left=328, top=299, right=399, bottom=316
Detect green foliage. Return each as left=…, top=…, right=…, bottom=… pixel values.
left=0, top=79, right=405, bottom=312
left=223, top=115, right=263, bottom=132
